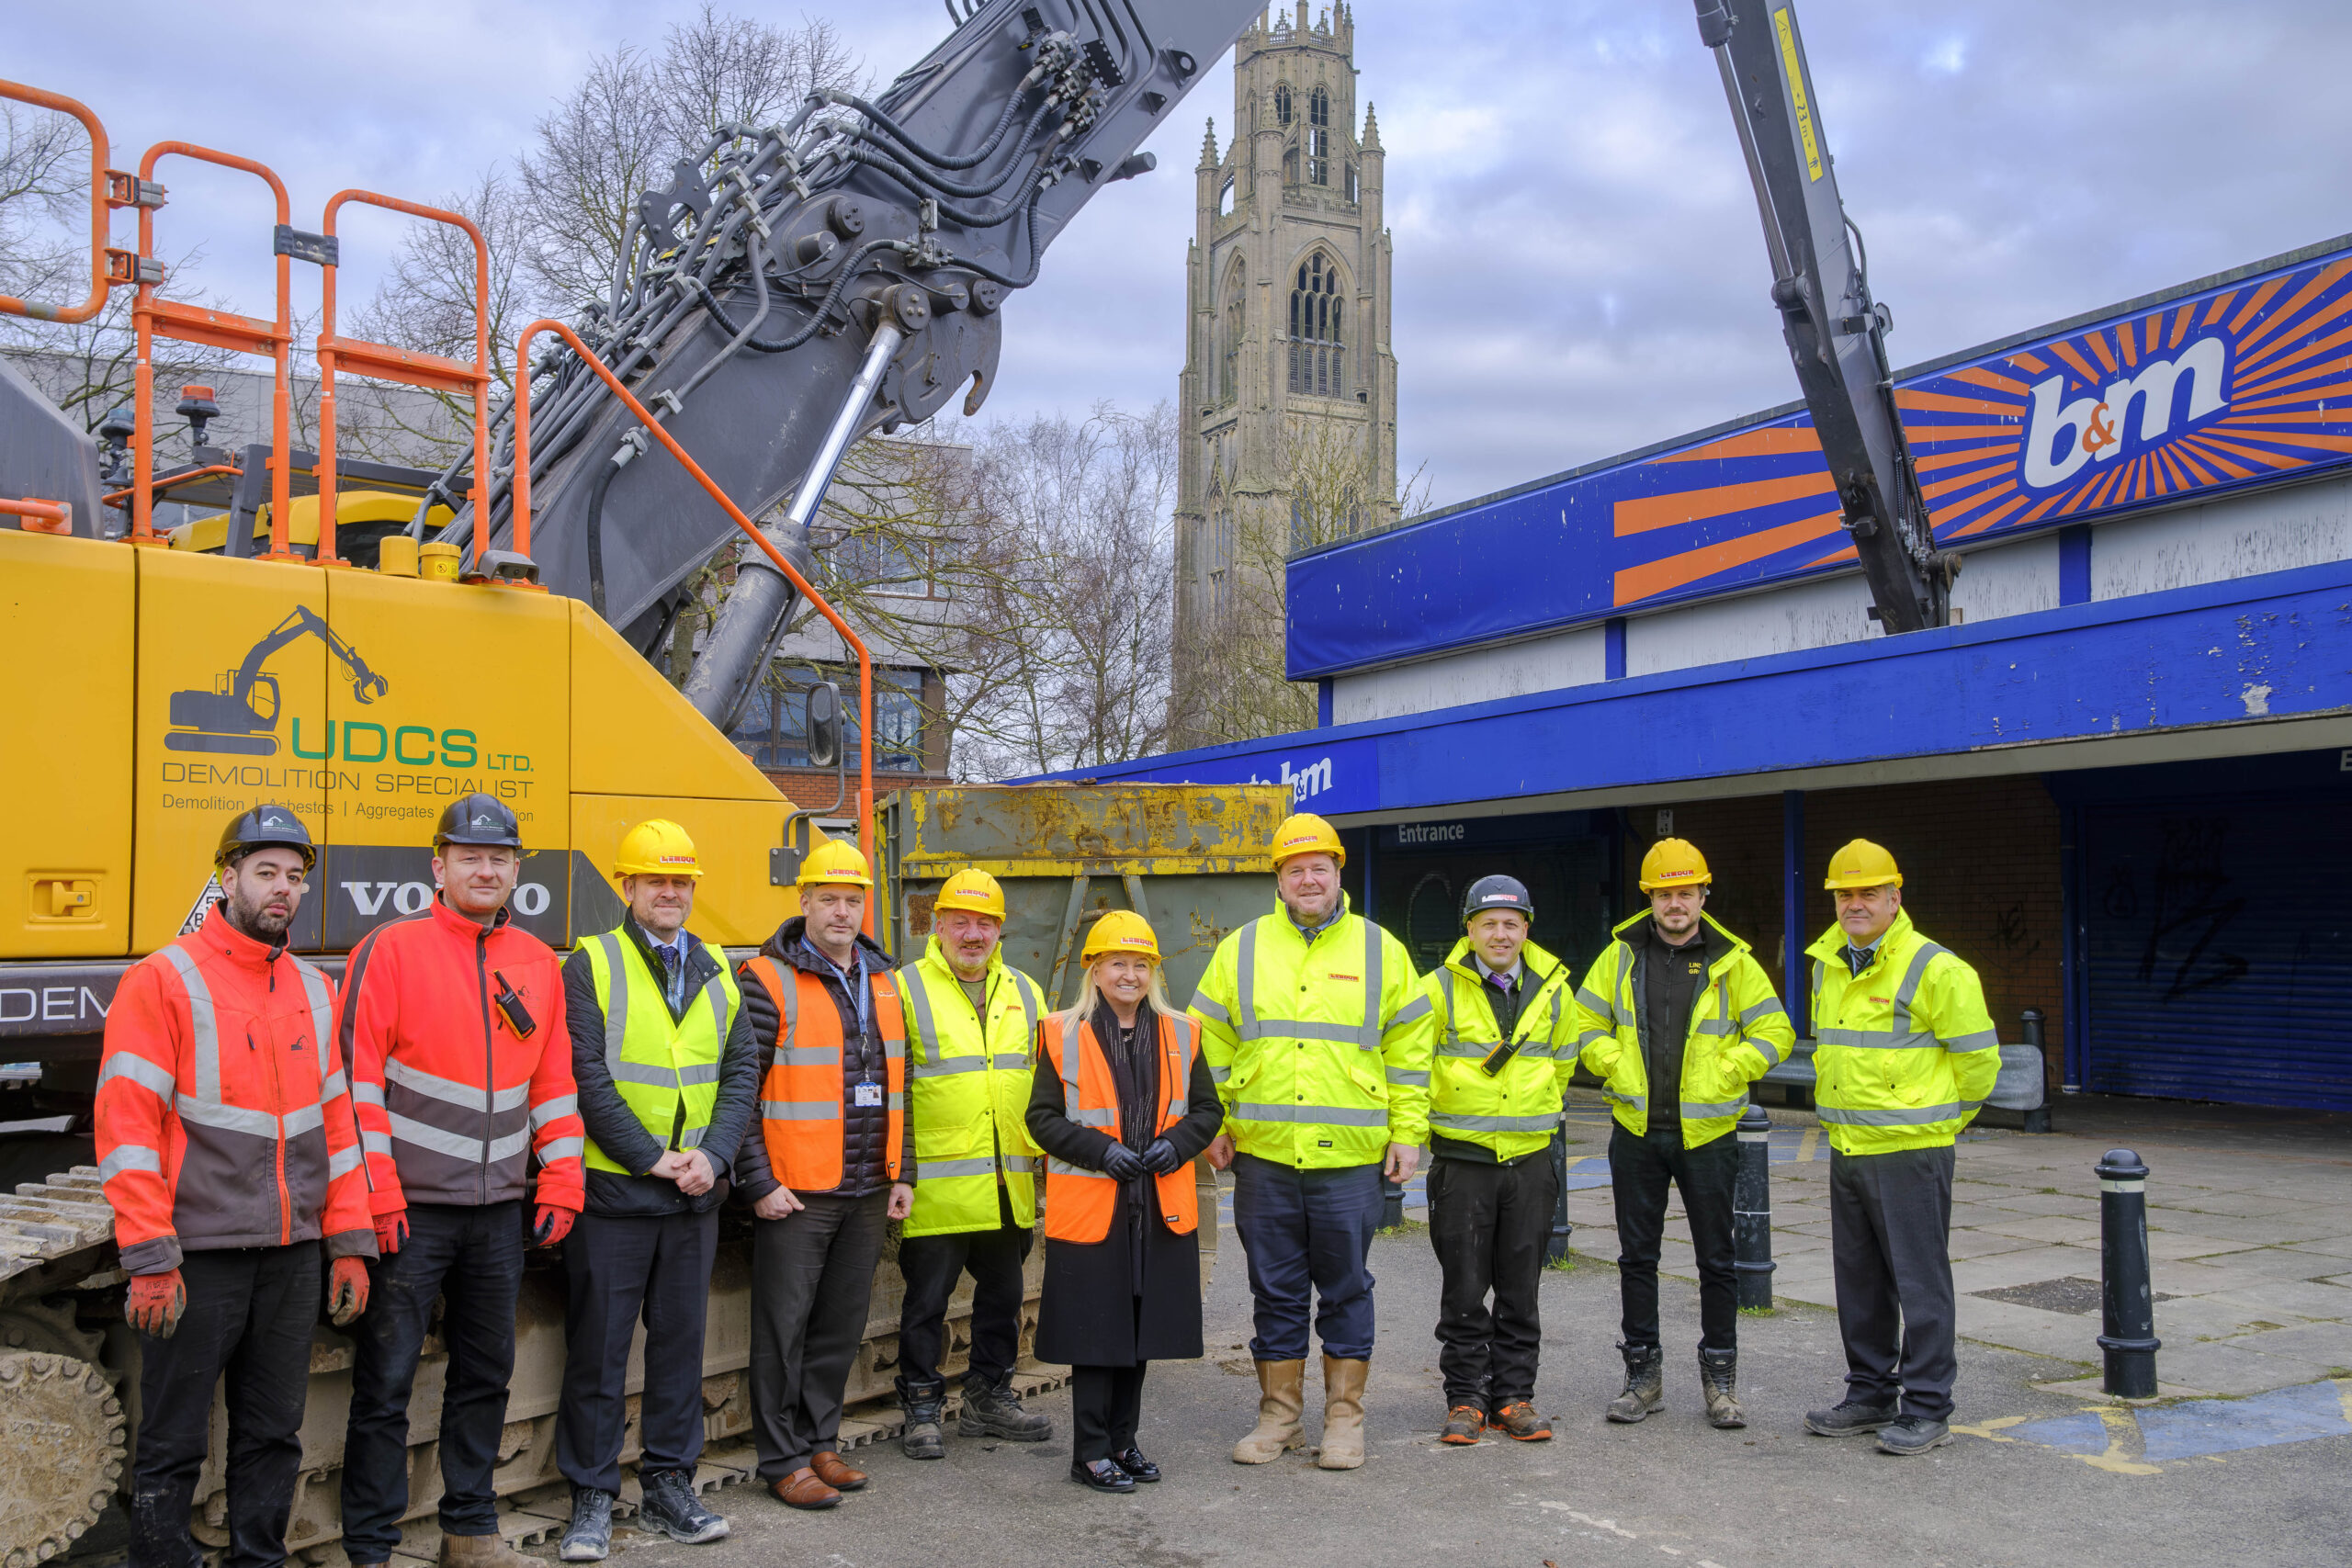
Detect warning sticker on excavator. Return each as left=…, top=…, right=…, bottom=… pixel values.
left=1772, top=9, right=1823, bottom=181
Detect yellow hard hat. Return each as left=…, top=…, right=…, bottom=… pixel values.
left=1270, top=811, right=1345, bottom=869
left=935, top=867, right=1006, bottom=922
left=1082, top=908, right=1160, bottom=964
left=613, top=818, right=701, bottom=880
left=1638, top=837, right=1711, bottom=892
left=1824, top=838, right=1903, bottom=891
left=797, top=838, right=874, bottom=889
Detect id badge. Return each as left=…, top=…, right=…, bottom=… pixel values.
left=853, top=1082, right=884, bottom=1109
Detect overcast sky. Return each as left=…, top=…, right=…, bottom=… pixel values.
left=14, top=0, right=2352, bottom=513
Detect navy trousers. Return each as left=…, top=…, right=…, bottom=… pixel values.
left=558, top=1208, right=720, bottom=1494
left=1231, top=1154, right=1384, bottom=1361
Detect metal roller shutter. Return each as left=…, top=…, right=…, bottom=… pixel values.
left=2083, top=795, right=2352, bottom=1110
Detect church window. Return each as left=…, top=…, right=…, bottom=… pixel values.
left=1283, top=148, right=1297, bottom=186
left=1220, top=282, right=1244, bottom=403
left=1217, top=176, right=1235, bottom=217
left=1307, top=86, right=1330, bottom=186
left=1274, top=82, right=1293, bottom=126
left=1345, top=162, right=1359, bottom=203
left=1287, top=253, right=1346, bottom=398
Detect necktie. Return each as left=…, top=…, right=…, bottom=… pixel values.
left=1844, top=945, right=1872, bottom=977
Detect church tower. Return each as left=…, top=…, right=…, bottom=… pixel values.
left=1171, top=3, right=1397, bottom=736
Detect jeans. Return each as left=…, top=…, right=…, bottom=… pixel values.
left=1428, top=1154, right=1556, bottom=1411
left=897, top=1188, right=1032, bottom=1395
left=1230, top=1154, right=1384, bottom=1362
left=1830, top=1145, right=1959, bottom=1419
left=128, top=1243, right=319, bottom=1568
left=1610, top=1125, right=1739, bottom=1353
left=342, top=1201, right=525, bottom=1562
left=558, top=1208, right=719, bottom=1494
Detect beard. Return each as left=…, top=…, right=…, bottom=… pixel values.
left=227, top=886, right=294, bottom=942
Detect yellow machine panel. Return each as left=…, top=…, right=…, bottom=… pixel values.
left=0, top=532, right=135, bottom=957
left=132, top=550, right=332, bottom=953
left=570, top=795, right=794, bottom=949
left=568, top=598, right=778, bottom=800
left=321, top=570, right=572, bottom=947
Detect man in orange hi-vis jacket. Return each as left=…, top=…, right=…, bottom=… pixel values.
left=96, top=805, right=374, bottom=1568
left=335, top=793, right=585, bottom=1568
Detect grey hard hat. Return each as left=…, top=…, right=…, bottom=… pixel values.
left=216, top=803, right=316, bottom=871
left=434, top=793, right=522, bottom=849
left=1462, top=874, right=1533, bottom=924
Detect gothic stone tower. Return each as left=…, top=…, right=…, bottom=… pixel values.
left=1173, top=3, right=1397, bottom=671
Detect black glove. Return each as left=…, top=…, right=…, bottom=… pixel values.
left=1140, top=1137, right=1183, bottom=1176
left=1100, top=1140, right=1149, bottom=1181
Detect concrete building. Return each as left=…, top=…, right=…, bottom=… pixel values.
left=1050, top=232, right=2352, bottom=1114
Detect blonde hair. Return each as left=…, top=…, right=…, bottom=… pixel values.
left=1056, top=955, right=1183, bottom=1031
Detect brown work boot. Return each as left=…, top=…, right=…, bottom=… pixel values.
left=1700, top=1348, right=1746, bottom=1430
left=1488, top=1400, right=1553, bottom=1441
left=1315, top=1355, right=1368, bottom=1471
left=1232, top=1358, right=1306, bottom=1463
left=1440, top=1404, right=1484, bottom=1445
left=808, top=1450, right=867, bottom=1492
left=768, top=1468, right=840, bottom=1510
left=437, top=1532, right=534, bottom=1568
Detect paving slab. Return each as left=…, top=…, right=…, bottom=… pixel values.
left=2141, top=1228, right=2266, bottom=1262
left=1949, top=1244, right=2104, bottom=1294
left=2200, top=1280, right=2352, bottom=1322
left=2218, top=1320, right=2352, bottom=1368
left=2144, top=1339, right=2336, bottom=1397
left=1968, top=1213, right=2106, bottom=1246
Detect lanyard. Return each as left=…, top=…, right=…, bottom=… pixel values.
left=803, top=938, right=874, bottom=1065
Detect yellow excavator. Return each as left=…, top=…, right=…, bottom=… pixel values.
left=0, top=1, right=1274, bottom=1556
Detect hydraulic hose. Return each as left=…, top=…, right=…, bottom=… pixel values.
left=820, top=85, right=1028, bottom=171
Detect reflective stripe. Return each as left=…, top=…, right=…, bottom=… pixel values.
left=176, top=1095, right=277, bottom=1137
left=1206, top=1062, right=1231, bottom=1084
left=320, top=1070, right=348, bottom=1102
left=1574, top=986, right=1614, bottom=1021
left=99, top=1051, right=177, bottom=1100
left=1233, top=1101, right=1388, bottom=1127
left=909, top=1055, right=989, bottom=1079
left=1437, top=969, right=1458, bottom=1050
left=1435, top=1038, right=1490, bottom=1059
left=532, top=1094, right=579, bottom=1127
left=1362, top=918, right=1385, bottom=1050
left=350, top=1081, right=385, bottom=1108
left=383, top=1056, right=484, bottom=1111
left=156, top=945, right=220, bottom=1100
left=327, top=1144, right=363, bottom=1179
left=1046, top=1157, right=1090, bottom=1177
left=281, top=1103, right=324, bottom=1137
left=490, top=1129, right=530, bottom=1163
left=1192, top=993, right=1232, bottom=1026
left=1012, top=971, right=1042, bottom=1047
left=1389, top=992, right=1432, bottom=1028
left=1680, top=1098, right=1748, bottom=1120
left=362, top=1130, right=392, bottom=1156
left=1385, top=1066, right=1430, bottom=1087
left=680, top=1124, right=706, bottom=1148
left=1002, top=1155, right=1038, bottom=1174
left=598, top=932, right=633, bottom=1081
left=1602, top=1089, right=1648, bottom=1110
left=762, top=1100, right=838, bottom=1120
left=1695, top=1018, right=1732, bottom=1036
left=1429, top=1111, right=1559, bottom=1134
left=1740, top=998, right=1788, bottom=1027
left=98, top=1145, right=161, bottom=1180
left=1237, top=922, right=1260, bottom=1039
left=537, top=1135, right=584, bottom=1162
left=1514, top=1040, right=1557, bottom=1059
left=1817, top=1026, right=1937, bottom=1050
left=920, top=1156, right=1001, bottom=1180
left=897, top=958, right=941, bottom=1061
left=1249, top=1019, right=1371, bottom=1045
left=1818, top=1102, right=1966, bottom=1127
left=294, top=958, right=335, bottom=1078
left=990, top=1052, right=1030, bottom=1070
left=1238, top=916, right=1385, bottom=1049
left=1890, top=942, right=1950, bottom=1036
left=673, top=1062, right=720, bottom=1086
left=776, top=1043, right=842, bottom=1067
left=390, top=1111, right=485, bottom=1161
left=1576, top=1029, right=1613, bottom=1051
left=1941, top=1029, right=2001, bottom=1053
left=611, top=1061, right=681, bottom=1087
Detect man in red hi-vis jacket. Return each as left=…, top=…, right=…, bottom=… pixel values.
left=335, top=793, right=585, bottom=1568
left=96, top=805, right=375, bottom=1568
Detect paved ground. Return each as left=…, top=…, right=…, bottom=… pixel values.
left=586, top=1093, right=2352, bottom=1568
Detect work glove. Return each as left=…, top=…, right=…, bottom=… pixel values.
left=126, top=1269, right=187, bottom=1339
left=374, top=1210, right=409, bottom=1257
left=533, top=1204, right=577, bottom=1247
left=1099, top=1141, right=1149, bottom=1182
left=327, top=1256, right=370, bottom=1326
left=1139, top=1137, right=1183, bottom=1177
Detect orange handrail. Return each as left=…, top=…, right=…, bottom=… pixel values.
left=0, top=81, right=117, bottom=325
left=512, top=317, right=878, bottom=930
left=317, top=191, right=492, bottom=566
left=103, top=462, right=243, bottom=509
left=130, top=141, right=295, bottom=556
left=1, top=498, right=72, bottom=535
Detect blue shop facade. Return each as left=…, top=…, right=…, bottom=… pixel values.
left=1045, top=235, right=2352, bottom=1112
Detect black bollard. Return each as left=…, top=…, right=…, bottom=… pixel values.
left=1545, top=1121, right=1573, bottom=1265
left=1732, top=1103, right=1774, bottom=1308
left=2019, top=1010, right=2053, bottom=1134
left=2097, top=1147, right=2161, bottom=1398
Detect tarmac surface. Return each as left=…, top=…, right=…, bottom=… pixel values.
left=588, top=1098, right=2352, bottom=1568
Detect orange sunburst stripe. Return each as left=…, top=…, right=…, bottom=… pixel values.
left=2235, top=260, right=2352, bottom=360
left=2177, top=436, right=2259, bottom=479
left=2011, top=351, right=2050, bottom=374
left=1902, top=423, right=2024, bottom=444
left=2208, top=409, right=2352, bottom=428
left=2169, top=442, right=2222, bottom=488
left=2132, top=454, right=2157, bottom=503
left=2232, top=344, right=2352, bottom=400
left=2086, top=331, right=2120, bottom=375
left=1804, top=540, right=1860, bottom=567
left=1916, top=445, right=2018, bottom=474
left=1894, top=389, right=2021, bottom=417
left=2118, top=323, right=2141, bottom=369
left=1946, top=492, right=2030, bottom=539
left=2233, top=378, right=2352, bottom=412
left=2226, top=321, right=2352, bottom=393
left=2203, top=424, right=2352, bottom=456
left=2238, top=283, right=2352, bottom=375
left=1933, top=477, right=2018, bottom=526
left=1653, top=425, right=1826, bottom=464
left=2228, top=276, right=2289, bottom=334
left=2018, top=489, right=2074, bottom=526
left=1945, top=366, right=2031, bottom=397
left=2168, top=305, right=2193, bottom=350
left=2155, top=446, right=2195, bottom=492
left=2049, top=340, right=2102, bottom=386
left=1613, top=469, right=1838, bottom=537
left=2078, top=464, right=2130, bottom=513
left=2203, top=291, right=2236, bottom=326
left=2144, top=312, right=2161, bottom=358
left=1921, top=459, right=2017, bottom=501
left=1612, top=509, right=1846, bottom=604
left=2191, top=435, right=2308, bottom=473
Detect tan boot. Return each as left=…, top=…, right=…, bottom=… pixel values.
left=1231, top=1358, right=1306, bottom=1463
left=438, top=1532, right=535, bottom=1568
left=1315, top=1355, right=1368, bottom=1471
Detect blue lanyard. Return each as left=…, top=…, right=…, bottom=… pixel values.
left=803, top=939, right=873, bottom=1047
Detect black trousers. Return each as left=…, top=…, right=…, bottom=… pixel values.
left=342, top=1201, right=524, bottom=1562
left=128, top=1243, right=319, bottom=1568
left=558, top=1208, right=720, bottom=1494
left=1070, top=1363, right=1148, bottom=1463
left=1427, top=1154, right=1555, bottom=1412
left=749, top=1190, right=888, bottom=1480
left=1829, top=1145, right=1959, bottom=1420
left=1610, top=1124, right=1739, bottom=1353
left=897, top=1188, right=1032, bottom=1395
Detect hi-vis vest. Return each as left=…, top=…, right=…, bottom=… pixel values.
left=743, top=955, right=907, bottom=1191
left=1573, top=912, right=1795, bottom=1150
left=1806, top=908, right=1999, bottom=1156
left=1039, top=1010, right=1200, bottom=1244
left=580, top=927, right=741, bottom=1173
left=1424, top=939, right=1577, bottom=1162
left=897, top=942, right=1046, bottom=1237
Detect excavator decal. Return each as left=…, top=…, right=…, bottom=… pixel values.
left=165, top=605, right=389, bottom=756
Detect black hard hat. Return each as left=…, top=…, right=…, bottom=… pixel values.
left=434, top=793, right=522, bottom=849
left=216, top=804, right=316, bottom=871
left=1462, top=874, right=1533, bottom=924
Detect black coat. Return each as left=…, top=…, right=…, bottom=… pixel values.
left=1024, top=1006, right=1223, bottom=1367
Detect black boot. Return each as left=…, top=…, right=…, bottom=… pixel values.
left=1699, top=1347, right=1745, bottom=1429
left=898, top=1375, right=946, bottom=1460
left=1605, top=1341, right=1664, bottom=1424
left=959, top=1371, right=1052, bottom=1440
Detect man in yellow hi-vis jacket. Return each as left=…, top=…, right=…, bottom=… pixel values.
left=1190, top=813, right=1434, bottom=1472
left=1574, top=839, right=1792, bottom=1432
left=1799, top=839, right=1998, bottom=1459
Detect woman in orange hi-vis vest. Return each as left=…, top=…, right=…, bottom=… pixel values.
left=1025, top=911, right=1223, bottom=1494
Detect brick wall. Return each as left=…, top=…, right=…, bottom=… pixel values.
left=762, top=767, right=952, bottom=809
left=1622, top=776, right=2065, bottom=1087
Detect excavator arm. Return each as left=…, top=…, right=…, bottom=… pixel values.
left=1693, top=0, right=1951, bottom=633
left=236, top=607, right=386, bottom=705
left=422, top=0, right=1264, bottom=729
